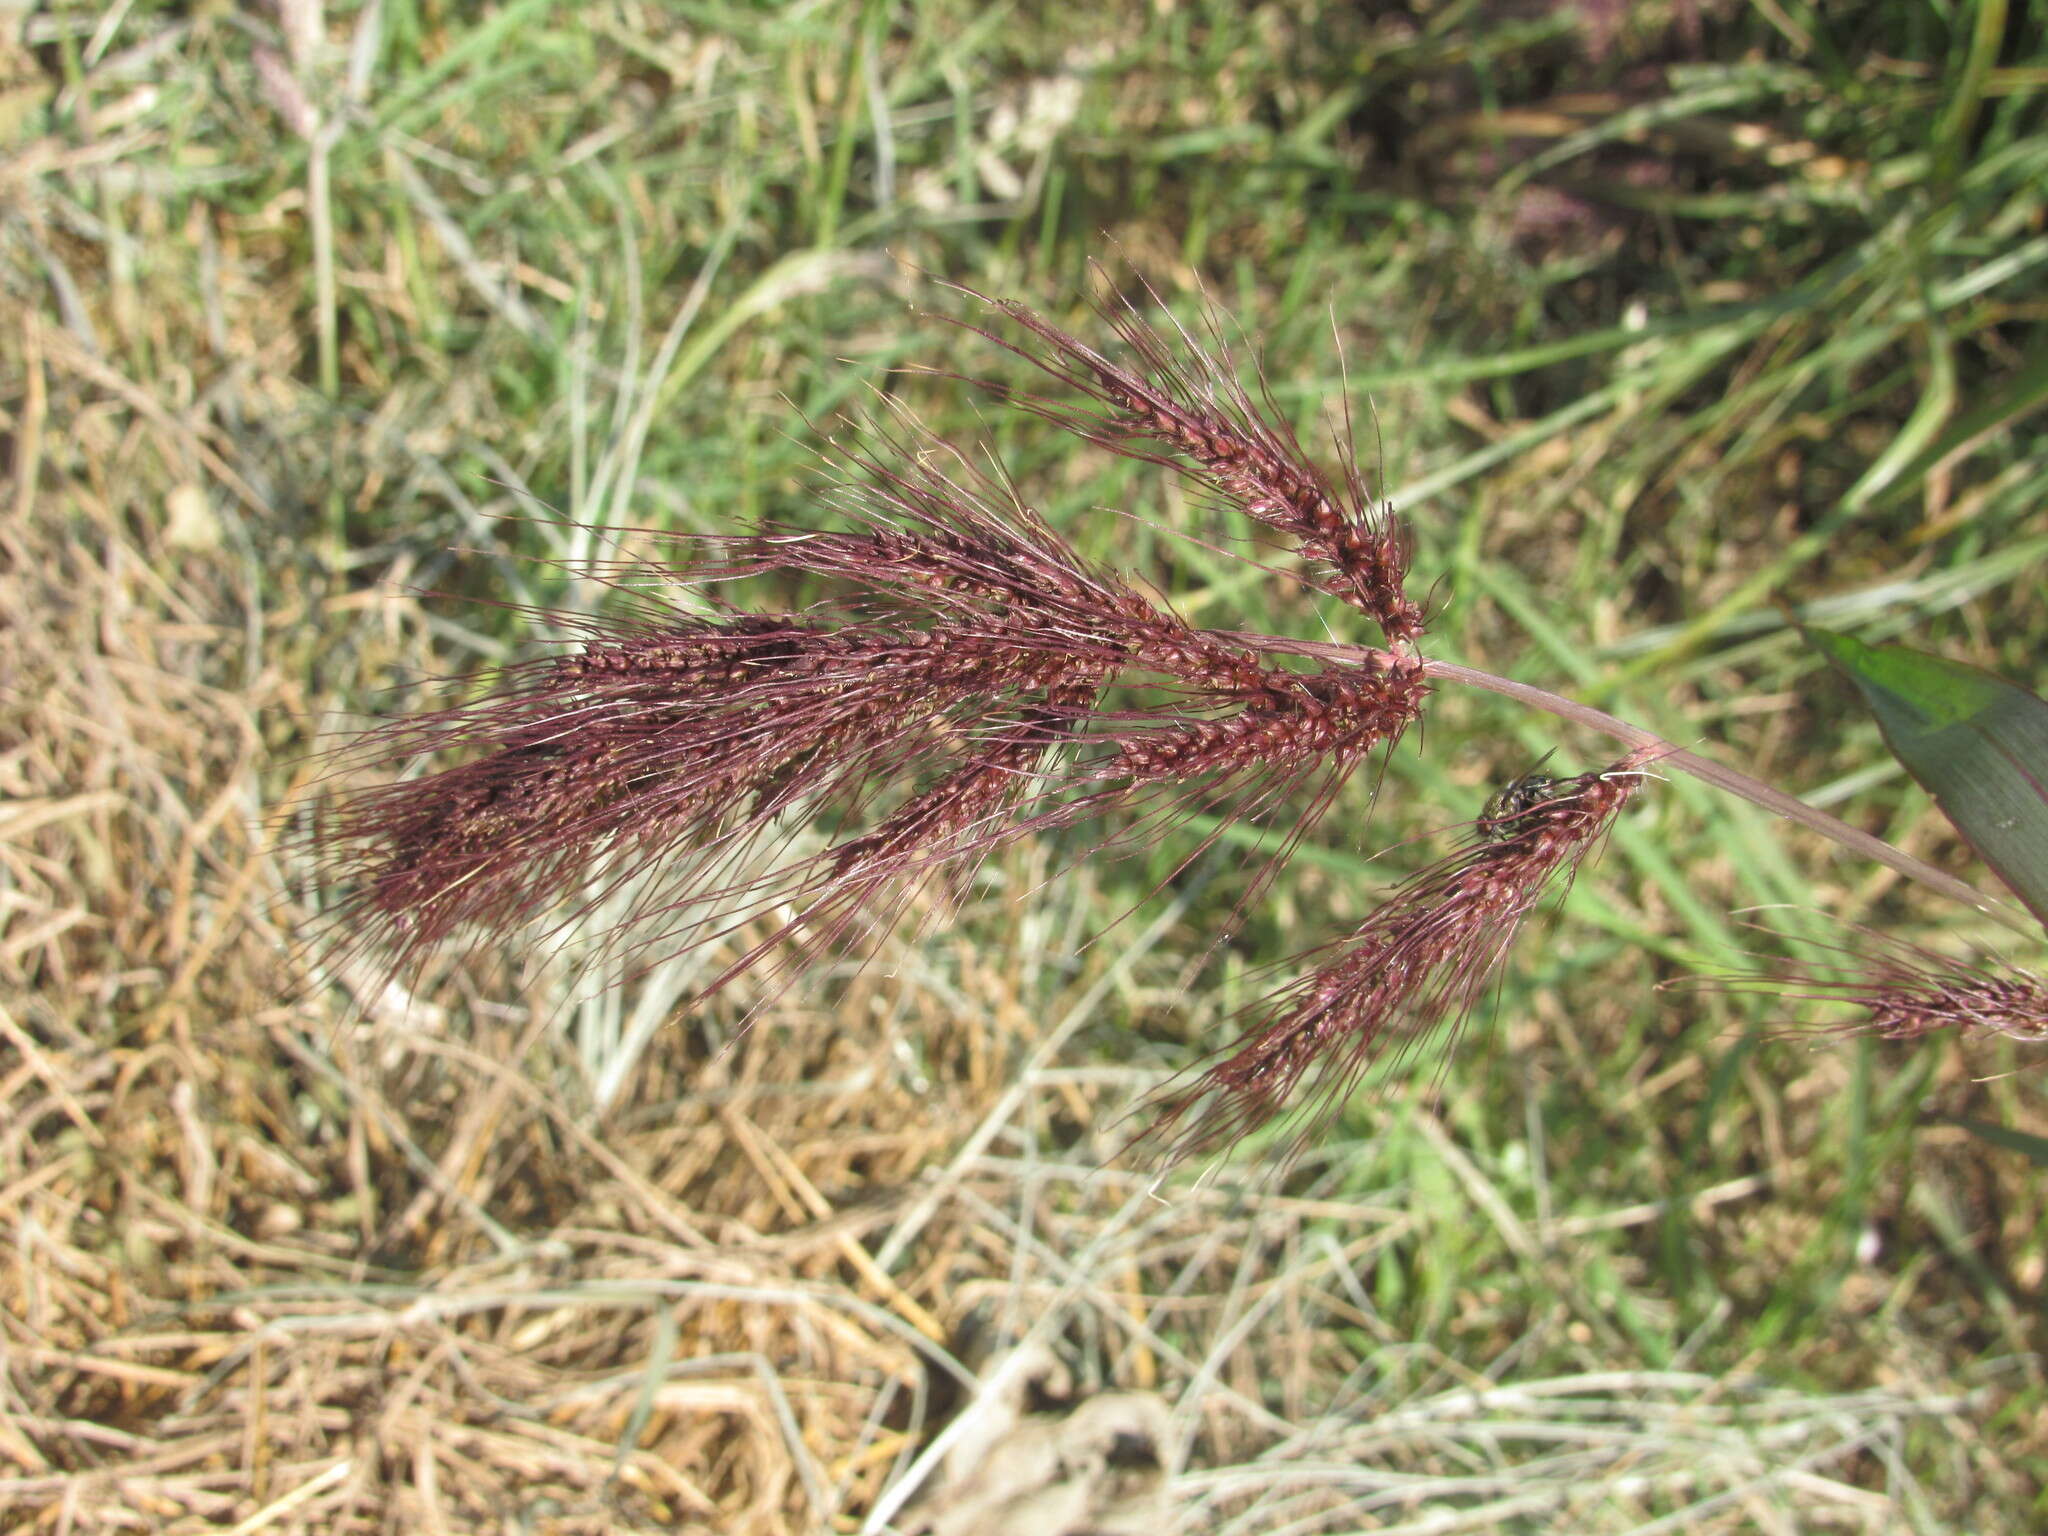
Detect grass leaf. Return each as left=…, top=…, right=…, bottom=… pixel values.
left=1939, top=1113, right=2048, bottom=1169
left=1805, top=626, right=2048, bottom=934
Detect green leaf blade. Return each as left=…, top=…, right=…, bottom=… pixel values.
left=1806, top=627, right=2048, bottom=935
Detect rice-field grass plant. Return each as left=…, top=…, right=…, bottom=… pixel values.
left=310, top=269, right=2041, bottom=1167
left=13, top=1, right=2048, bottom=1530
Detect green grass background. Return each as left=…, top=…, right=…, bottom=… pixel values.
left=9, top=0, right=2048, bottom=1528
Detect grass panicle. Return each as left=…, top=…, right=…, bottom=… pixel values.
left=319, top=272, right=2031, bottom=1163
left=20, top=4, right=2048, bottom=1530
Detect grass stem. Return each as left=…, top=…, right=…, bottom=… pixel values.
left=1218, top=630, right=2034, bottom=936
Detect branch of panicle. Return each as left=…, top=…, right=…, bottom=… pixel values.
left=1683, top=926, right=2048, bottom=1046
left=1215, top=634, right=2024, bottom=933
left=941, top=275, right=1425, bottom=648
left=1135, top=749, right=1659, bottom=1164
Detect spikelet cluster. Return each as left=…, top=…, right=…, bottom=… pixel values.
left=1705, top=928, right=2048, bottom=1046
left=954, top=270, right=1425, bottom=647
left=1140, top=750, right=1658, bottom=1161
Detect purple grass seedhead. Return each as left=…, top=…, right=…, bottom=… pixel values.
left=312, top=274, right=1715, bottom=1169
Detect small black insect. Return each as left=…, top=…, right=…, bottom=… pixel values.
left=1480, top=750, right=1568, bottom=841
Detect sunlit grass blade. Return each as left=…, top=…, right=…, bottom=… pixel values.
left=1806, top=626, right=2048, bottom=934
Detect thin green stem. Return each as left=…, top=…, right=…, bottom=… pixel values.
left=1214, top=629, right=2034, bottom=938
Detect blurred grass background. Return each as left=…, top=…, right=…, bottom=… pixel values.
left=5, top=0, right=2047, bottom=1530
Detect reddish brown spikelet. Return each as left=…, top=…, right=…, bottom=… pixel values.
left=1706, top=928, right=2048, bottom=1046
left=1861, top=970, right=2048, bottom=1042
left=797, top=648, right=1427, bottom=915
left=1140, top=749, right=1657, bottom=1162
left=829, top=685, right=1100, bottom=882
left=1105, top=656, right=1426, bottom=785
left=957, top=274, right=1426, bottom=646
